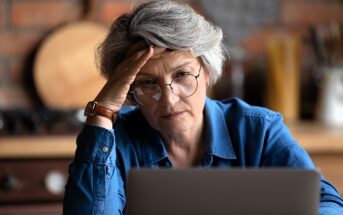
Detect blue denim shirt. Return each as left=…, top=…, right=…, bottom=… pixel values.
left=63, top=97, right=343, bottom=215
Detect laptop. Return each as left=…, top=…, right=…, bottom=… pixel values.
left=126, top=168, right=320, bottom=215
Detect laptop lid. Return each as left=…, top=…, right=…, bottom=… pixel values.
left=126, top=168, right=320, bottom=215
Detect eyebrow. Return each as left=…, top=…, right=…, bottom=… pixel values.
left=137, top=61, right=194, bottom=77
left=171, top=61, right=193, bottom=71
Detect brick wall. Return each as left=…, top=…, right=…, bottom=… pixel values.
left=0, top=0, right=342, bottom=109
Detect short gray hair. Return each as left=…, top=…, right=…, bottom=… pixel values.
left=98, top=0, right=227, bottom=85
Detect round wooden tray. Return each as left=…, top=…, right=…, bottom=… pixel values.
left=34, top=21, right=107, bottom=109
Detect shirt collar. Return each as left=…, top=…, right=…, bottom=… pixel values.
left=204, top=97, right=236, bottom=160
left=140, top=97, right=236, bottom=166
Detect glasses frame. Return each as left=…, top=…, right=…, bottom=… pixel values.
left=129, top=65, right=202, bottom=105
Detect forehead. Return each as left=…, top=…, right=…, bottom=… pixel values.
left=141, top=50, right=199, bottom=72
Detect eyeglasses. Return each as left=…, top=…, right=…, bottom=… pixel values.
left=130, top=66, right=201, bottom=105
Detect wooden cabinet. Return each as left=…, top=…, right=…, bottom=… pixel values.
left=0, top=137, right=75, bottom=214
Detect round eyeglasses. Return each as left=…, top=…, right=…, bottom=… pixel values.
left=130, top=66, right=201, bottom=105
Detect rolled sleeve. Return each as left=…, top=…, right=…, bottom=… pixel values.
left=63, top=124, right=125, bottom=215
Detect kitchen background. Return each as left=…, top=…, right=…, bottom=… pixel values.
left=0, top=0, right=343, bottom=214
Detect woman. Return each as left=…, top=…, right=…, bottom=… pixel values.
left=63, top=1, right=343, bottom=214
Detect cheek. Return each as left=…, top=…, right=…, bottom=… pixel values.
left=196, top=79, right=208, bottom=102
left=185, top=82, right=207, bottom=114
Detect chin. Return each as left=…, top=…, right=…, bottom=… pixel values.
left=157, top=121, right=190, bottom=135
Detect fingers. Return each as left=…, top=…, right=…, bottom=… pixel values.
left=124, top=45, right=154, bottom=77
left=106, top=45, right=153, bottom=89
left=94, top=45, right=155, bottom=112
left=94, top=45, right=164, bottom=112
left=125, top=40, right=149, bottom=58
left=150, top=46, right=166, bottom=58
left=134, top=45, right=154, bottom=69
left=124, top=46, right=166, bottom=72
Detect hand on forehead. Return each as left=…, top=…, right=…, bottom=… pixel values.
left=150, top=47, right=168, bottom=59
left=125, top=40, right=166, bottom=58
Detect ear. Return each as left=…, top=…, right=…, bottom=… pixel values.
left=203, top=69, right=216, bottom=98
left=206, top=75, right=210, bottom=87
left=202, top=67, right=211, bottom=87
left=198, top=59, right=211, bottom=87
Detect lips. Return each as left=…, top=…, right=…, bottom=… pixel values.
left=161, top=111, right=185, bottom=118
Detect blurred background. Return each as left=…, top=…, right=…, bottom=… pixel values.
left=0, top=0, right=342, bottom=214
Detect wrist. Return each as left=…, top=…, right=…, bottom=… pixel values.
left=86, top=115, right=114, bottom=129
left=84, top=101, right=118, bottom=123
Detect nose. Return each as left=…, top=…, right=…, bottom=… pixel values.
left=158, top=84, right=179, bottom=106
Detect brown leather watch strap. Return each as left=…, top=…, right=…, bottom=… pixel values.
left=84, top=101, right=117, bottom=122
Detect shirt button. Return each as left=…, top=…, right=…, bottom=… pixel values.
left=102, top=146, right=109, bottom=153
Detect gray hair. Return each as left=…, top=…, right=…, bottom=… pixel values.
left=97, top=0, right=227, bottom=85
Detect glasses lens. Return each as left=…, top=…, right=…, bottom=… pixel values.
left=132, top=70, right=200, bottom=105
left=171, top=75, right=198, bottom=98
left=133, top=85, right=161, bottom=105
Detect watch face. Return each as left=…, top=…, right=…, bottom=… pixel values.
left=84, top=101, right=95, bottom=116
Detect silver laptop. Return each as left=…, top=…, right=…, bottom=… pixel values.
left=126, top=168, right=320, bottom=215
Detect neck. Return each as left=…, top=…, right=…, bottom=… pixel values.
left=162, top=115, right=205, bottom=167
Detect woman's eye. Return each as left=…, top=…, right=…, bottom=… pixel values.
left=175, top=71, right=191, bottom=78
left=139, top=79, right=156, bottom=85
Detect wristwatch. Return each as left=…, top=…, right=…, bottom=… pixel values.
left=84, top=101, right=117, bottom=122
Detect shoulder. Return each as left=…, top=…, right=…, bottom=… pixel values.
left=117, top=104, right=140, bottom=118
left=114, top=105, right=157, bottom=147
left=115, top=105, right=145, bottom=127
left=206, top=97, right=280, bottom=123
left=113, top=105, right=147, bottom=165
left=113, top=105, right=143, bottom=145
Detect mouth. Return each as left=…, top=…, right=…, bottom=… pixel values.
left=161, top=111, right=185, bottom=119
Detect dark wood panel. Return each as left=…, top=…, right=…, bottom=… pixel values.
left=0, top=203, right=62, bottom=215
left=0, top=158, right=71, bottom=203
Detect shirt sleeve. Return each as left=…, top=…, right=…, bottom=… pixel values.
left=63, top=124, right=126, bottom=215
left=262, top=112, right=343, bottom=214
